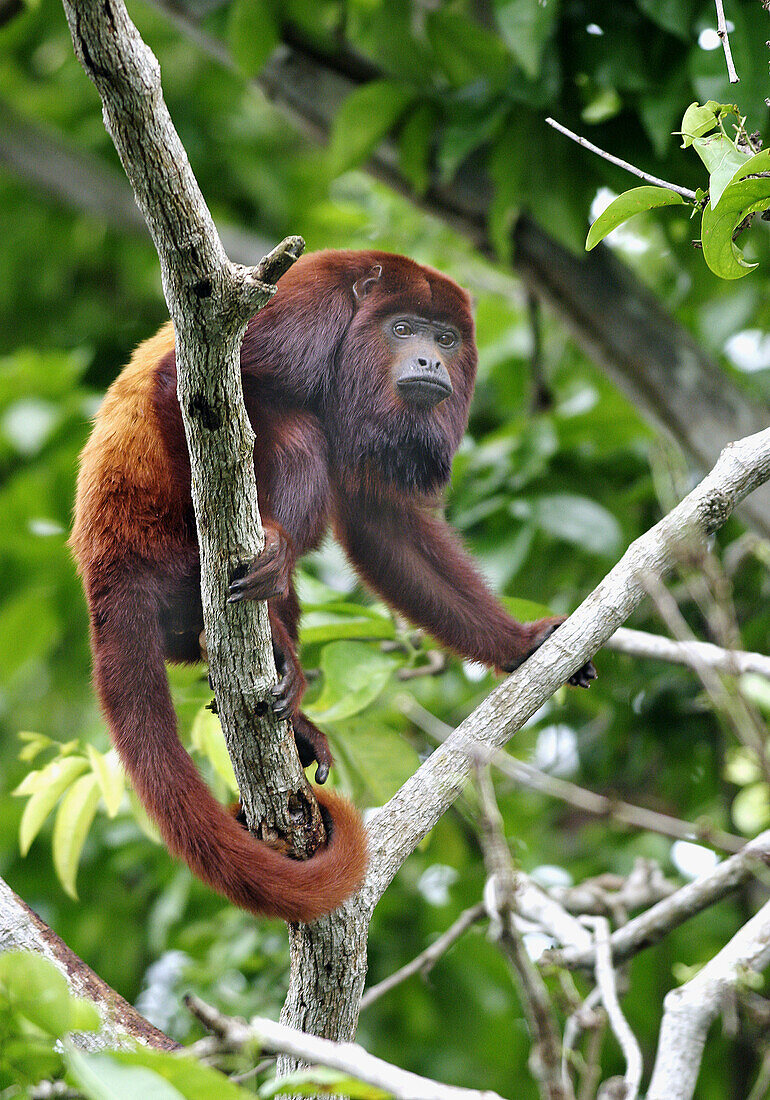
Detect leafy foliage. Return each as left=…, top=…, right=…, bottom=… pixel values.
left=587, top=101, right=770, bottom=278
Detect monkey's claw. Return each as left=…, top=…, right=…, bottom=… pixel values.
left=568, top=660, right=597, bottom=689
left=270, top=677, right=293, bottom=721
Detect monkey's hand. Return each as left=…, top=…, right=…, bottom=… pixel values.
left=271, top=638, right=306, bottom=721
left=228, top=523, right=293, bottom=603
left=504, top=616, right=597, bottom=689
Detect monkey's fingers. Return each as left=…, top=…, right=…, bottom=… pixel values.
left=292, top=712, right=333, bottom=785
left=568, top=660, right=597, bottom=689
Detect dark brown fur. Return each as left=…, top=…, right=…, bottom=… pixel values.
left=71, top=250, right=581, bottom=923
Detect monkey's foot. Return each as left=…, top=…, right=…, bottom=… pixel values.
left=508, top=617, right=598, bottom=689
left=292, top=712, right=333, bottom=784
left=228, top=525, right=292, bottom=603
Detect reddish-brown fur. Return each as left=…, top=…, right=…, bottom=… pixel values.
left=71, top=250, right=580, bottom=923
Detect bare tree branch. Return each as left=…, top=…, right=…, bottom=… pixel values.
left=186, top=994, right=507, bottom=1100
left=0, top=876, right=175, bottom=1051
left=364, top=429, right=770, bottom=915
left=360, top=903, right=486, bottom=1011
left=548, top=829, right=770, bottom=971
left=582, top=917, right=642, bottom=1100
left=647, top=897, right=770, bottom=1099
left=606, top=626, right=770, bottom=680
left=545, top=118, right=697, bottom=200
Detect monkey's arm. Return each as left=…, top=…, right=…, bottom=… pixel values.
left=336, top=494, right=594, bottom=683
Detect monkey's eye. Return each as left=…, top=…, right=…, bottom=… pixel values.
left=437, top=332, right=457, bottom=348
left=392, top=321, right=414, bottom=338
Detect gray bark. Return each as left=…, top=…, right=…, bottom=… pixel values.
left=60, top=0, right=322, bottom=858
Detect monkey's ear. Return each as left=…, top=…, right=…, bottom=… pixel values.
left=352, top=264, right=382, bottom=301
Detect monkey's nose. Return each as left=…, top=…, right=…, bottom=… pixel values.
left=396, top=358, right=453, bottom=408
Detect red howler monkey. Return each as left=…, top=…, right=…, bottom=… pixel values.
left=70, top=250, right=594, bottom=924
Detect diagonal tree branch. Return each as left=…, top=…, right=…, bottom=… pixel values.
left=363, top=429, right=770, bottom=908
left=0, top=875, right=176, bottom=1051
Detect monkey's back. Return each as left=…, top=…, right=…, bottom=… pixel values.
left=70, top=322, right=182, bottom=572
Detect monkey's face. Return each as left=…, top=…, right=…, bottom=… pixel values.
left=381, top=314, right=458, bottom=409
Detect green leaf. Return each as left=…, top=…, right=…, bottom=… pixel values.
left=0, top=952, right=71, bottom=1038
left=494, top=0, right=559, bottom=79
left=17, top=755, right=90, bottom=855
left=17, top=729, right=54, bottom=762
left=526, top=494, right=623, bottom=556
left=69, top=998, right=102, bottom=1033
left=86, top=746, right=125, bottom=818
left=260, top=1066, right=389, bottom=1099
left=586, top=186, right=687, bottom=250
left=334, top=720, right=420, bottom=804
left=328, top=82, right=416, bottom=176
left=305, top=642, right=397, bottom=723
left=109, top=1049, right=252, bottom=1100
left=66, top=1050, right=187, bottom=1100
left=691, top=132, right=749, bottom=208
left=0, top=1037, right=62, bottom=1084
left=425, top=10, right=511, bottom=88
left=700, top=149, right=770, bottom=278
left=301, top=605, right=395, bottom=645
left=397, top=103, right=437, bottom=196
left=227, top=0, right=279, bottom=79
left=190, top=707, right=238, bottom=793
left=53, top=773, right=101, bottom=898
left=680, top=100, right=720, bottom=146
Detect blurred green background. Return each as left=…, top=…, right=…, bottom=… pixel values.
left=1, top=0, right=770, bottom=1095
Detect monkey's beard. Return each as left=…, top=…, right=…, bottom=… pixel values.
left=328, top=400, right=455, bottom=496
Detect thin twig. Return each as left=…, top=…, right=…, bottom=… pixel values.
left=642, top=570, right=770, bottom=784
left=185, top=995, right=506, bottom=1100
left=606, top=625, right=770, bottom=681
left=476, top=768, right=573, bottom=1100
left=546, top=118, right=698, bottom=200
left=714, top=0, right=740, bottom=84
left=360, top=903, right=486, bottom=1010
left=582, top=917, right=643, bottom=1100
left=562, top=987, right=602, bottom=1096
left=547, top=830, right=770, bottom=971
left=400, top=696, right=744, bottom=853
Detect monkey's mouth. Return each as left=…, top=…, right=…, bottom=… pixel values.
left=396, top=375, right=453, bottom=408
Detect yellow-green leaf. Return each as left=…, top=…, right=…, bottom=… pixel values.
left=18, top=756, right=90, bottom=854
left=87, top=745, right=125, bottom=817
left=53, top=773, right=101, bottom=898
left=17, top=730, right=53, bottom=762
left=13, top=753, right=88, bottom=798
left=190, top=707, right=238, bottom=793
left=680, top=100, right=720, bottom=147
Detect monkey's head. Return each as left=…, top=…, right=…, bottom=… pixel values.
left=324, top=252, right=478, bottom=495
